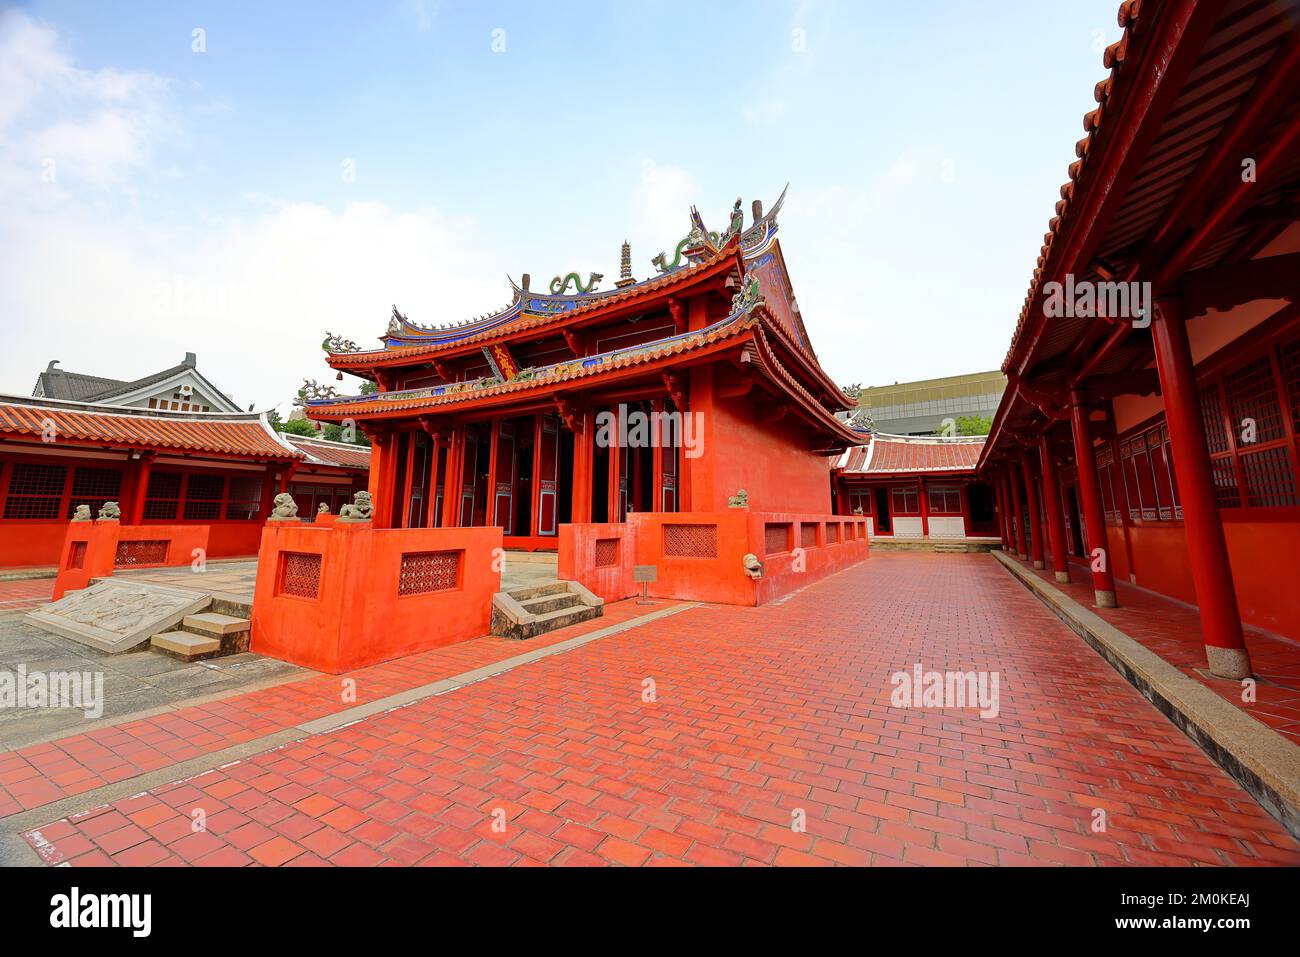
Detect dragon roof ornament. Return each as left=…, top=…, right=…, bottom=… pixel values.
left=329, top=186, right=790, bottom=352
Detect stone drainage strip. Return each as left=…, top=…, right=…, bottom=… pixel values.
left=0, top=601, right=699, bottom=867
left=992, top=549, right=1300, bottom=842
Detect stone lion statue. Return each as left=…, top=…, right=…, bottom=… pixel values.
left=72, top=504, right=92, bottom=522
left=317, top=502, right=331, bottom=514
left=727, top=489, right=749, bottom=508
left=338, top=490, right=374, bottom=522
left=269, top=492, right=299, bottom=521
left=97, top=501, right=121, bottom=521
left=742, top=553, right=764, bottom=580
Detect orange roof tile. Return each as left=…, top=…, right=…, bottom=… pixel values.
left=0, top=396, right=300, bottom=460
left=281, top=434, right=371, bottom=469
left=838, top=434, right=984, bottom=475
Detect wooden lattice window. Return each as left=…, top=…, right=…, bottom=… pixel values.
left=225, top=475, right=264, bottom=520
left=764, top=523, right=791, bottom=554
left=279, top=551, right=322, bottom=598
left=594, top=538, right=619, bottom=567
left=114, top=540, right=169, bottom=566
left=1199, top=340, right=1300, bottom=510
left=398, top=550, right=460, bottom=595
left=183, top=473, right=225, bottom=520
left=800, top=523, right=818, bottom=548
left=890, top=486, right=919, bottom=514
left=926, top=486, right=963, bottom=515
left=3, top=463, right=67, bottom=519
left=143, top=471, right=183, bottom=520
left=67, top=467, right=122, bottom=519
left=662, top=524, right=718, bottom=558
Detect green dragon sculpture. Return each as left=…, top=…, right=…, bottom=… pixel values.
left=550, top=271, right=603, bottom=295
left=651, top=238, right=691, bottom=274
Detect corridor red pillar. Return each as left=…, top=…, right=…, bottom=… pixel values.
left=1008, top=464, right=1026, bottom=559
left=1020, top=452, right=1045, bottom=570
left=1038, top=434, right=1069, bottom=583
left=994, top=477, right=1009, bottom=548
left=999, top=472, right=1013, bottom=549
left=1152, top=298, right=1251, bottom=679
left=1068, top=390, right=1117, bottom=608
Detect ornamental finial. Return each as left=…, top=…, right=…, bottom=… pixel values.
left=616, top=240, right=636, bottom=288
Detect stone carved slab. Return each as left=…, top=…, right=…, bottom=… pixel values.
left=27, top=580, right=211, bottom=654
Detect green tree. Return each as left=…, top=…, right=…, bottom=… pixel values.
left=279, top=417, right=318, bottom=437
left=953, top=414, right=993, bottom=436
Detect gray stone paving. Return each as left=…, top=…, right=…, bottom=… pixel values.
left=0, top=610, right=304, bottom=750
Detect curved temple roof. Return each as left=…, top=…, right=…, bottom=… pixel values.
left=0, top=394, right=302, bottom=461
left=326, top=187, right=789, bottom=363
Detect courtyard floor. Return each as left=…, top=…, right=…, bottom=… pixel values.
left=4, top=553, right=1299, bottom=866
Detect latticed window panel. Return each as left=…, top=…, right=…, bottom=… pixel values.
left=397, top=550, right=461, bottom=595
left=1209, top=457, right=1240, bottom=509
left=764, top=523, right=791, bottom=554
left=144, top=471, right=183, bottom=520
left=183, top=473, right=225, bottom=520
left=1224, top=355, right=1285, bottom=444
left=662, top=524, right=718, bottom=558
left=114, top=540, right=169, bottom=567
left=1240, top=446, right=1299, bottom=508
left=225, top=475, right=264, bottom=521
left=826, top=523, right=840, bottom=544
left=1198, top=384, right=1229, bottom=455
left=594, top=538, right=619, bottom=567
left=800, top=523, right=818, bottom=548
left=279, top=551, right=322, bottom=599
left=67, top=467, right=123, bottom=518
left=4, top=463, right=67, bottom=519
left=1279, top=336, right=1300, bottom=431
left=68, top=541, right=87, bottom=570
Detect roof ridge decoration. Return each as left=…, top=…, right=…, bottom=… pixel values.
left=323, top=187, right=790, bottom=358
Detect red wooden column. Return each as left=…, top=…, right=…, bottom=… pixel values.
left=1152, top=298, right=1251, bottom=678
left=1038, top=434, right=1070, bottom=583
left=127, top=452, right=155, bottom=524
left=993, top=476, right=1008, bottom=548
left=1008, top=464, right=1026, bottom=559
left=917, top=477, right=929, bottom=538
left=571, top=409, right=592, bottom=523
left=441, top=427, right=463, bottom=528
left=1020, top=452, right=1045, bottom=569
left=1068, top=390, right=1118, bottom=608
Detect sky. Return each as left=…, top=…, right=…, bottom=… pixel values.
left=0, top=0, right=1126, bottom=414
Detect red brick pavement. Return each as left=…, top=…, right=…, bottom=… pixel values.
left=19, top=553, right=1300, bottom=866
left=0, top=578, right=53, bottom=612
left=1014, top=554, right=1300, bottom=748
left=0, top=598, right=656, bottom=816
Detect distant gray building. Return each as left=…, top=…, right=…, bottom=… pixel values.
left=32, top=352, right=242, bottom=413
left=852, top=370, right=1006, bottom=436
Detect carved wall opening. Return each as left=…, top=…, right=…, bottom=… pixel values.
left=114, top=540, right=169, bottom=567
left=662, top=524, right=718, bottom=558
left=800, top=523, right=818, bottom=548
left=398, top=550, right=461, bottom=596
left=279, top=551, right=322, bottom=599
left=594, top=538, right=619, bottom=568
left=68, top=541, right=87, bottom=570
left=764, top=523, right=792, bottom=554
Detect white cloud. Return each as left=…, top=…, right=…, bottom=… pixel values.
left=631, top=158, right=696, bottom=245
left=0, top=12, right=507, bottom=414
left=0, top=10, right=169, bottom=186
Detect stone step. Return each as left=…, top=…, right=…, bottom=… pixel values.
left=498, top=603, right=602, bottom=640
left=507, top=581, right=571, bottom=601
left=182, top=612, right=251, bottom=636
left=151, top=631, right=221, bottom=662
left=519, top=592, right=583, bottom=615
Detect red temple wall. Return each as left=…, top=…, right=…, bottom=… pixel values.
left=689, top=367, right=833, bottom=515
